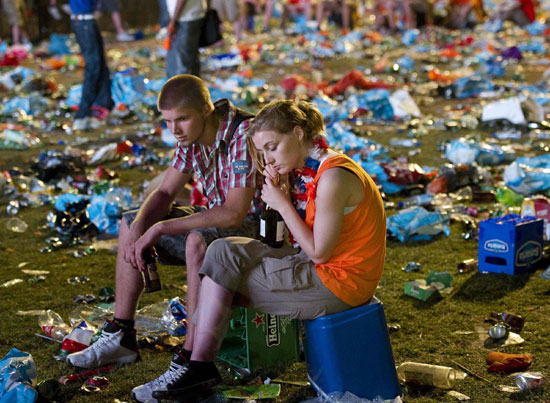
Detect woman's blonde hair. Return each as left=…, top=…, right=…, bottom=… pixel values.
left=246, top=100, right=325, bottom=173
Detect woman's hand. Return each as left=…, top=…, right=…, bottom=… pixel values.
left=261, top=165, right=291, bottom=212
left=133, top=223, right=163, bottom=272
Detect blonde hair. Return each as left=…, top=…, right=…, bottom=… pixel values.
left=157, top=74, right=213, bottom=112
left=247, top=100, right=324, bottom=141
left=246, top=100, right=325, bottom=174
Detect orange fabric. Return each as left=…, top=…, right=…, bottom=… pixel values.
left=304, top=154, right=386, bottom=306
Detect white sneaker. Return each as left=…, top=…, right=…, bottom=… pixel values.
left=48, top=5, right=62, bottom=20
left=61, top=3, right=72, bottom=14
left=88, top=117, right=102, bottom=129
left=116, top=31, right=134, bottom=42
left=132, top=352, right=189, bottom=403
left=73, top=117, right=89, bottom=131
left=66, top=329, right=139, bottom=368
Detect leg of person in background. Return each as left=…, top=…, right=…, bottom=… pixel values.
left=262, top=0, right=274, bottom=31
left=71, top=19, right=104, bottom=130
left=158, top=0, right=169, bottom=28
left=112, top=11, right=132, bottom=40
left=93, top=22, right=114, bottom=114
left=166, top=18, right=203, bottom=78
left=340, top=0, right=351, bottom=32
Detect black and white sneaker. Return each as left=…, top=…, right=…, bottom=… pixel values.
left=151, top=361, right=221, bottom=399
left=131, top=351, right=190, bottom=402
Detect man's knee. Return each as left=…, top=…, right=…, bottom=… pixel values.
left=186, top=232, right=207, bottom=262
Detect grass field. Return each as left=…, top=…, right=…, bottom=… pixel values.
left=1, top=27, right=550, bottom=403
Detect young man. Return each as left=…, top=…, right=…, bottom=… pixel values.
left=66, top=75, right=260, bottom=402
left=166, top=0, right=206, bottom=78
left=69, top=0, right=113, bottom=131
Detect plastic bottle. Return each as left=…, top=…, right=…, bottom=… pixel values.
left=396, top=362, right=458, bottom=388
left=6, top=217, right=28, bottom=233
left=457, top=259, right=477, bottom=273
left=398, top=193, right=434, bottom=209
left=38, top=310, right=71, bottom=341
left=389, top=138, right=420, bottom=148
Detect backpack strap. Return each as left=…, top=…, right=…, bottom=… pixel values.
left=228, top=108, right=254, bottom=138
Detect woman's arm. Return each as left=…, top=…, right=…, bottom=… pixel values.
left=263, top=166, right=363, bottom=263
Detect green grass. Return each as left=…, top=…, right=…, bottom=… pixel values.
left=2, top=33, right=550, bottom=403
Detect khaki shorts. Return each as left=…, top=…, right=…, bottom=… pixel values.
left=211, top=0, right=239, bottom=21
left=2, top=0, right=21, bottom=26
left=199, top=237, right=351, bottom=320
left=123, top=205, right=258, bottom=266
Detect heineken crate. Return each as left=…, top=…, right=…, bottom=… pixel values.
left=478, top=214, right=544, bottom=275
left=218, top=307, right=300, bottom=371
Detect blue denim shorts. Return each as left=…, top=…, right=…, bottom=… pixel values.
left=123, top=205, right=259, bottom=265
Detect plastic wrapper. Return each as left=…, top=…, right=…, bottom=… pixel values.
left=481, top=97, right=526, bottom=125
left=31, top=150, right=85, bottom=182
left=387, top=207, right=451, bottom=242
left=87, top=188, right=133, bottom=235
left=451, top=75, right=494, bottom=99
left=445, top=138, right=515, bottom=166
left=3, top=94, right=48, bottom=116
left=0, top=348, right=37, bottom=403
left=48, top=33, right=73, bottom=55
left=504, top=161, right=550, bottom=195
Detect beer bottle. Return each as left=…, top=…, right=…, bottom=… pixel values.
left=142, top=248, right=161, bottom=293
left=260, top=205, right=284, bottom=248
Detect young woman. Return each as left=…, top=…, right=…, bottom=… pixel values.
left=149, top=100, right=387, bottom=400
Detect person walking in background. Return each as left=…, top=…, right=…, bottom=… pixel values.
left=1, top=0, right=29, bottom=46
left=95, top=0, right=133, bottom=41
left=212, top=0, right=243, bottom=42
left=165, top=0, right=206, bottom=78
left=69, top=0, right=113, bottom=130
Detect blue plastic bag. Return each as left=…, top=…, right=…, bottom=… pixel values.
left=0, top=348, right=37, bottom=403
left=452, top=75, right=494, bottom=99
left=387, top=207, right=450, bottom=242
left=48, top=33, right=72, bottom=55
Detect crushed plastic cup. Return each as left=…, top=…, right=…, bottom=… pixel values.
left=6, top=217, right=28, bottom=232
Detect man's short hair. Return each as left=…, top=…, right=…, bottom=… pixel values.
left=157, top=74, right=213, bottom=112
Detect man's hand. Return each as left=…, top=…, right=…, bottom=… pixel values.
left=133, top=223, right=163, bottom=272
left=121, top=225, right=142, bottom=269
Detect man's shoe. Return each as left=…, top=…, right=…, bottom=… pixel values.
left=116, top=31, right=134, bottom=42
left=73, top=117, right=89, bottom=131
left=66, top=322, right=139, bottom=368
left=132, top=351, right=190, bottom=402
left=151, top=361, right=221, bottom=399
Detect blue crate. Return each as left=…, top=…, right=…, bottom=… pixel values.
left=303, top=298, right=401, bottom=400
left=478, top=214, right=544, bottom=275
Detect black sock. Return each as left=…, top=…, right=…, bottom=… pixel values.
left=178, top=348, right=192, bottom=360
left=112, top=317, right=135, bottom=331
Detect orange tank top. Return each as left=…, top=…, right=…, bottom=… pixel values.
left=305, top=154, right=386, bottom=306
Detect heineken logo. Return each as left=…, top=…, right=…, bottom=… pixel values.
left=484, top=239, right=508, bottom=253
left=265, top=314, right=280, bottom=347
left=516, top=241, right=542, bottom=266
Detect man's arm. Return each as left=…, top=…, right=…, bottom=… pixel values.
left=132, top=185, right=255, bottom=271
left=122, top=166, right=191, bottom=268
left=131, top=166, right=192, bottom=235
left=158, top=186, right=255, bottom=235
left=168, top=0, right=188, bottom=33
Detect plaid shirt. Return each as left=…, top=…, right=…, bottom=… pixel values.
left=172, top=99, right=261, bottom=217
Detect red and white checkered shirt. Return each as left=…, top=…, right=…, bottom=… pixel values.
left=171, top=99, right=261, bottom=217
